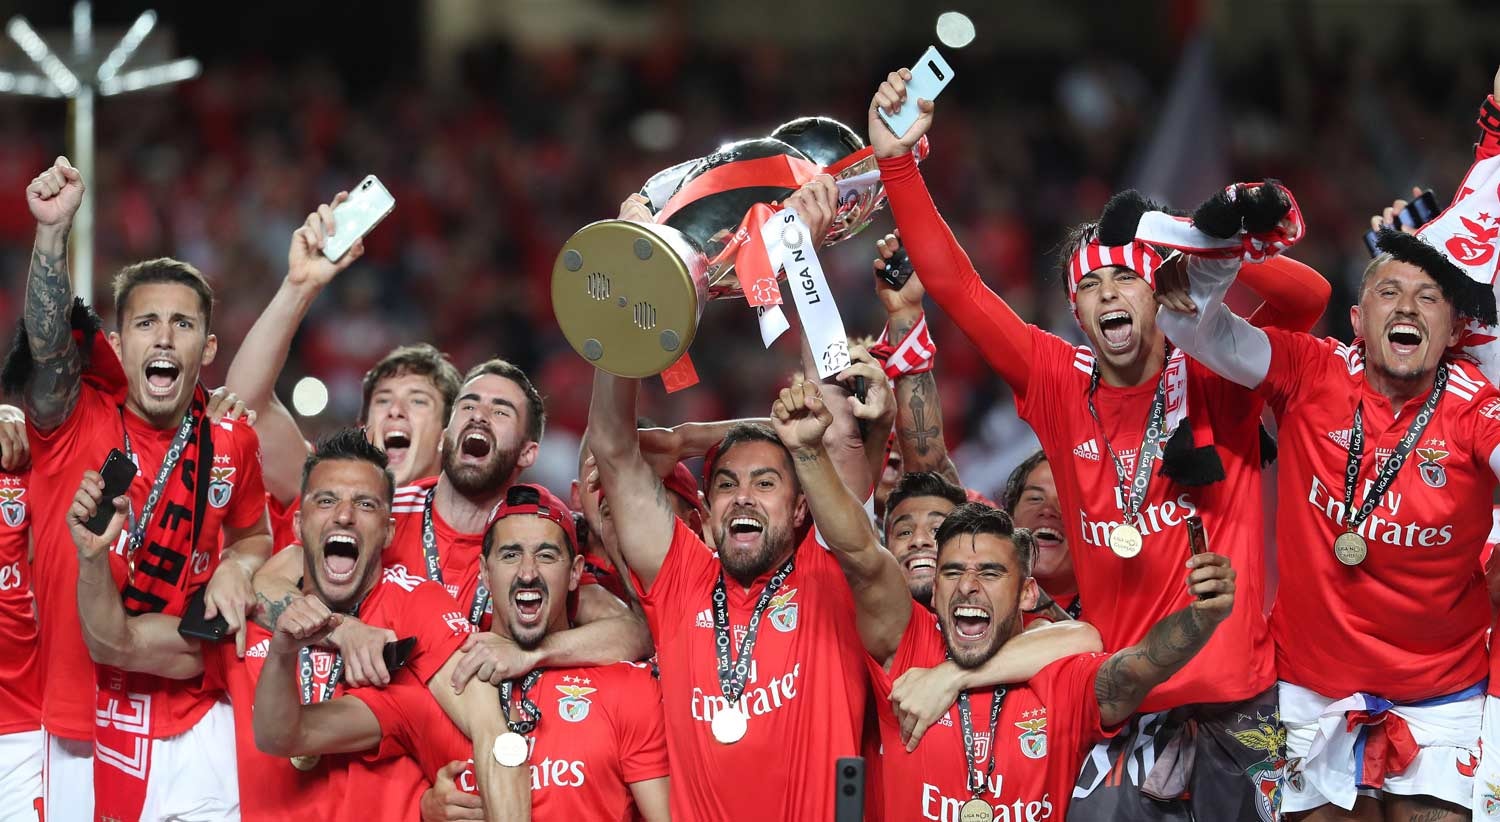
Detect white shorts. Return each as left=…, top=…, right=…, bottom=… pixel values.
left=1470, top=695, right=1500, bottom=818
left=43, top=731, right=92, bottom=822
left=1281, top=680, right=1481, bottom=814
left=47, top=700, right=239, bottom=822
left=0, top=730, right=42, bottom=822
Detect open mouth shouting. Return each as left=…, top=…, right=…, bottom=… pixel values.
left=725, top=513, right=766, bottom=549
left=382, top=429, right=412, bottom=467
left=1097, top=310, right=1134, bottom=353
left=512, top=585, right=547, bottom=627
left=144, top=357, right=182, bottom=398
left=459, top=426, right=494, bottom=464
left=950, top=601, right=993, bottom=642
left=322, top=533, right=360, bottom=585
left=1032, top=527, right=1063, bottom=551
left=1386, top=321, right=1424, bottom=359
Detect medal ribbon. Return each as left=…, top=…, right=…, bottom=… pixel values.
left=1341, top=363, right=1448, bottom=534
left=119, top=404, right=198, bottom=559
left=499, top=670, right=544, bottom=734
left=712, top=555, right=795, bottom=705
left=1086, top=365, right=1170, bottom=530
left=957, top=684, right=1007, bottom=798
left=420, top=487, right=493, bottom=625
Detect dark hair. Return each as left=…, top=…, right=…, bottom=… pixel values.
left=1052, top=222, right=1097, bottom=297
left=464, top=358, right=546, bottom=443
left=934, top=502, right=1034, bottom=576
left=707, top=422, right=792, bottom=480
left=884, top=471, right=967, bottom=534
left=1000, top=450, right=1049, bottom=514
left=112, top=257, right=214, bottom=330
left=301, top=427, right=395, bottom=504
left=360, top=344, right=463, bottom=424
left=482, top=485, right=576, bottom=558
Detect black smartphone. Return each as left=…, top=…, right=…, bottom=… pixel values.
left=1364, top=189, right=1440, bottom=256
left=878, top=247, right=915, bottom=290
left=382, top=636, right=417, bottom=673
left=834, top=757, right=865, bottom=822
left=85, top=449, right=136, bottom=536
left=177, top=586, right=231, bottom=642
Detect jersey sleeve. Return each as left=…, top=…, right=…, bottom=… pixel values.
left=868, top=609, right=946, bottom=702
left=613, top=665, right=671, bottom=783
left=1012, top=326, right=1088, bottom=427
left=635, top=518, right=716, bottom=642
left=1467, top=390, right=1500, bottom=474
left=223, top=424, right=268, bottom=531
left=1257, top=327, right=1333, bottom=416
left=344, top=679, right=419, bottom=762
left=397, top=581, right=475, bottom=684
left=28, top=382, right=108, bottom=463
left=1031, top=652, right=1117, bottom=749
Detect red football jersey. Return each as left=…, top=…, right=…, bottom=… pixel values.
left=28, top=385, right=266, bottom=739
left=230, top=571, right=473, bottom=821
left=0, top=469, right=39, bottom=735
left=353, top=661, right=669, bottom=818
left=1259, top=330, right=1500, bottom=700
left=267, top=493, right=300, bottom=555
left=1015, top=328, right=1274, bottom=711
left=870, top=612, right=1112, bottom=821
left=638, top=520, right=868, bottom=821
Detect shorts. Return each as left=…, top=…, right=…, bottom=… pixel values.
left=43, top=731, right=92, bottom=822
left=0, top=730, right=42, bottom=821
left=1069, top=684, right=1283, bottom=822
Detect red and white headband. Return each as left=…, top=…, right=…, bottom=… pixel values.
left=1067, top=240, right=1165, bottom=299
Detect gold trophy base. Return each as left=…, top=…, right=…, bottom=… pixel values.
left=552, top=220, right=708, bottom=378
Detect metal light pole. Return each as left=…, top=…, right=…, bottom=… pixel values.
left=0, top=2, right=199, bottom=301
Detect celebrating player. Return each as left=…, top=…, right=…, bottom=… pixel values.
left=869, top=66, right=1329, bottom=820
left=1001, top=451, right=1080, bottom=624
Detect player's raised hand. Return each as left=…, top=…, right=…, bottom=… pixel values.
left=269, top=594, right=342, bottom=655
left=0, top=405, right=30, bottom=473
left=1184, top=553, right=1235, bottom=628
left=27, top=156, right=84, bottom=229
left=869, top=68, right=936, bottom=159
left=618, top=193, right=654, bottom=224
left=287, top=192, right=365, bottom=288
left=782, top=174, right=839, bottom=248
left=1368, top=187, right=1425, bottom=236
left=838, top=347, right=893, bottom=425
left=771, top=377, right=834, bottom=452
left=873, top=230, right=926, bottom=317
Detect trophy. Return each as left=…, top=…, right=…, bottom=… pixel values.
left=551, top=116, right=923, bottom=379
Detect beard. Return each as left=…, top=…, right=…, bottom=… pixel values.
left=442, top=436, right=520, bottom=497
left=304, top=552, right=380, bottom=613
left=909, top=578, right=933, bottom=610
left=715, top=521, right=794, bottom=585
left=507, top=577, right=549, bottom=651
left=942, top=609, right=1017, bottom=670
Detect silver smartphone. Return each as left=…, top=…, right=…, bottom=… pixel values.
left=322, top=175, right=395, bottom=263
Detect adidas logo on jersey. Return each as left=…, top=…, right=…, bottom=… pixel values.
left=694, top=609, right=712, bottom=629
left=1073, top=439, right=1100, bottom=461
left=247, top=638, right=270, bottom=659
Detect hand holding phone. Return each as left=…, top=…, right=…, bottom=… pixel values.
left=382, top=637, right=417, bottom=674
left=878, top=47, right=955, bottom=140
left=322, top=175, right=396, bottom=263
left=1363, top=189, right=1439, bottom=256
left=85, top=449, right=136, bottom=537
left=178, top=586, right=231, bottom=642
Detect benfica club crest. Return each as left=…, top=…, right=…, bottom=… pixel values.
left=1482, top=781, right=1500, bottom=817
left=1230, top=716, right=1288, bottom=822
left=768, top=588, right=799, bottom=633
left=1416, top=448, right=1450, bottom=489
left=208, top=466, right=235, bottom=508
left=0, top=487, right=25, bottom=528
left=1015, top=715, right=1048, bottom=759
left=556, top=679, right=596, bottom=723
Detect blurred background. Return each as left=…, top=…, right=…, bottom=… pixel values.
left=0, top=0, right=1494, bottom=495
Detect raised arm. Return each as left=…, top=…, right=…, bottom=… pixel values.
left=1093, top=552, right=1235, bottom=726
left=770, top=379, right=911, bottom=662
left=68, top=471, right=204, bottom=678
left=869, top=71, right=1034, bottom=394
left=425, top=646, right=516, bottom=821
left=1154, top=255, right=1273, bottom=390
left=874, top=233, right=960, bottom=483
left=1240, top=255, right=1331, bottom=332
left=21, top=157, right=87, bottom=432
left=226, top=194, right=364, bottom=504
left=587, top=369, right=677, bottom=592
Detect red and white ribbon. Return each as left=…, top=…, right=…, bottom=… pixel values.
left=871, top=315, right=937, bottom=378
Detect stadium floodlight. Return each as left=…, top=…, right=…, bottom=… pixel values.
left=0, top=2, right=199, bottom=301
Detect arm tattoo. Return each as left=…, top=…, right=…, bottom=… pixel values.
left=23, top=238, right=80, bottom=427
left=900, top=378, right=941, bottom=457
left=254, top=591, right=294, bottom=632
left=1094, top=608, right=1207, bottom=721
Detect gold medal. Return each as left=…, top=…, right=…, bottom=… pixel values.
left=289, top=754, right=320, bottom=771
left=492, top=732, right=530, bottom=767
left=1108, top=523, right=1143, bottom=558
left=959, top=797, right=995, bottom=822
left=1333, top=531, right=1367, bottom=566
left=711, top=706, right=748, bottom=745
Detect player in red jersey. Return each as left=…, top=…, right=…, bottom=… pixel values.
left=882, top=471, right=967, bottom=609
left=1001, top=452, right=1081, bottom=625
left=377, top=483, right=670, bottom=821
left=5, top=156, right=273, bottom=821
left=231, top=428, right=527, bottom=820
left=1157, top=181, right=1500, bottom=816
left=870, top=67, right=1329, bottom=821
left=0, top=406, right=41, bottom=818
left=255, top=357, right=652, bottom=691
left=768, top=376, right=1236, bottom=821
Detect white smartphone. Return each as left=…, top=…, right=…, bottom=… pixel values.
left=878, top=46, right=955, bottom=140
left=322, top=175, right=395, bottom=263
